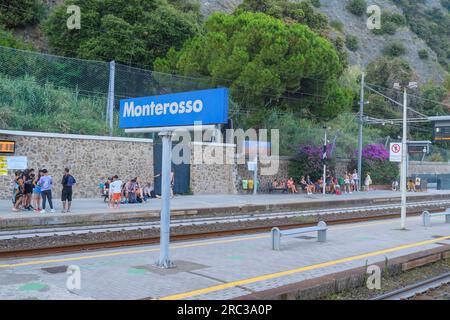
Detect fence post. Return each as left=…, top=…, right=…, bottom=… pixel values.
left=107, top=60, right=116, bottom=136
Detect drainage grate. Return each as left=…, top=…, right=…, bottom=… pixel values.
left=41, top=266, right=68, bottom=274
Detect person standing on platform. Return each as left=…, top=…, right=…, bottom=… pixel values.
left=352, top=170, right=359, bottom=192
left=109, top=175, right=123, bottom=209
left=61, top=168, right=76, bottom=213
left=39, top=169, right=54, bottom=213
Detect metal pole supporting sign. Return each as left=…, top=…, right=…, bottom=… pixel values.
left=157, top=130, right=174, bottom=268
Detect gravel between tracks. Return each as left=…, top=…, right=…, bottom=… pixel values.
left=323, top=258, right=450, bottom=300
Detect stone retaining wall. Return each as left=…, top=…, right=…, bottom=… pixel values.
left=0, top=130, right=153, bottom=200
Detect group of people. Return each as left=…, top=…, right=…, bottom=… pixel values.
left=102, top=171, right=174, bottom=208
left=272, top=170, right=373, bottom=195
left=12, top=168, right=76, bottom=213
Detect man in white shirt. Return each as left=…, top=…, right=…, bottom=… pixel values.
left=109, top=175, right=123, bottom=209
left=352, top=170, right=359, bottom=192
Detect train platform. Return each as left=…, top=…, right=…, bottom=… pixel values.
left=2, top=190, right=450, bottom=228
left=0, top=214, right=449, bottom=300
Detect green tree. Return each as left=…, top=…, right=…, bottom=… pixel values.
left=155, top=12, right=351, bottom=120
left=365, top=57, right=414, bottom=89
left=43, top=0, right=201, bottom=66
left=0, top=0, right=45, bottom=28
left=237, top=0, right=328, bottom=33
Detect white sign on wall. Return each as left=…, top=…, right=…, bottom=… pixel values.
left=389, top=143, right=401, bottom=162
left=7, top=156, right=28, bottom=170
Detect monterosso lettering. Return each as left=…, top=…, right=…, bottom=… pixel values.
left=123, top=99, right=203, bottom=118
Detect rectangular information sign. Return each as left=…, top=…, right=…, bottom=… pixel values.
left=119, top=88, right=229, bottom=129
left=7, top=156, right=27, bottom=170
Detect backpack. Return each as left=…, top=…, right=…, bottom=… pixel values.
left=67, top=175, right=76, bottom=187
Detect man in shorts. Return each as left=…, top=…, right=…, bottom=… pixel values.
left=109, top=175, right=123, bottom=209
left=61, top=168, right=76, bottom=213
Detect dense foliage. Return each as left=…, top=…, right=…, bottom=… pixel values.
left=0, top=27, right=33, bottom=50
left=357, top=144, right=399, bottom=185
left=346, top=0, right=366, bottom=17
left=155, top=12, right=352, bottom=121
left=383, top=41, right=407, bottom=57
left=236, top=0, right=328, bottom=33
left=43, top=0, right=201, bottom=66
left=0, top=0, right=45, bottom=28
left=0, top=74, right=110, bottom=135
left=392, top=0, right=450, bottom=69
left=372, top=10, right=407, bottom=36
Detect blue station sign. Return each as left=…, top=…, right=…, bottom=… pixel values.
left=119, top=88, right=229, bottom=129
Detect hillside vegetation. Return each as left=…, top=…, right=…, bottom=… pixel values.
left=0, top=0, right=449, bottom=159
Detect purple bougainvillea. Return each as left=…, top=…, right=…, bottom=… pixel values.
left=360, top=144, right=389, bottom=161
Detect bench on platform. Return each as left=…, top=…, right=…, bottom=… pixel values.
left=271, top=221, right=327, bottom=250
left=267, top=182, right=288, bottom=194
left=421, top=210, right=450, bottom=227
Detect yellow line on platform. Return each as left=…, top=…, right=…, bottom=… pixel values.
left=159, top=234, right=450, bottom=300
left=0, top=218, right=403, bottom=269
left=0, top=234, right=268, bottom=268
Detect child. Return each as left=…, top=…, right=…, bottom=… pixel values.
left=109, top=175, right=123, bottom=209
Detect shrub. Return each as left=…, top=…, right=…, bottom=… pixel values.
left=330, top=20, right=344, bottom=32
left=418, top=49, right=429, bottom=59
left=383, top=41, right=406, bottom=57
left=345, top=35, right=359, bottom=51
left=310, top=0, right=321, bottom=8
left=350, top=144, right=399, bottom=184
left=0, top=0, right=45, bottom=28
left=346, top=0, right=367, bottom=16
left=289, top=144, right=335, bottom=181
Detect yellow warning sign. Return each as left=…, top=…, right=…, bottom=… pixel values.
left=0, top=156, right=7, bottom=175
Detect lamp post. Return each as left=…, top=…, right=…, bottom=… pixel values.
left=322, top=126, right=328, bottom=195
left=393, top=81, right=418, bottom=230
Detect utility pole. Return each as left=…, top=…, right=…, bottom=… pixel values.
left=156, top=131, right=174, bottom=268
left=107, top=60, right=115, bottom=136
left=323, top=126, right=327, bottom=195
left=394, top=82, right=418, bottom=230
left=357, top=73, right=365, bottom=192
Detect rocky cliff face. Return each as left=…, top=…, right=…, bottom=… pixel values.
left=198, top=0, right=447, bottom=83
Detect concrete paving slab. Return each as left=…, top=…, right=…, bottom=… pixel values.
left=0, top=214, right=449, bottom=300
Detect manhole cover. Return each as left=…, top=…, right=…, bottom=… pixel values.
left=41, top=266, right=68, bottom=274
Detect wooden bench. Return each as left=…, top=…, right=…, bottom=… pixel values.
left=267, top=182, right=288, bottom=194
left=421, top=210, right=450, bottom=227
left=271, top=221, right=327, bottom=250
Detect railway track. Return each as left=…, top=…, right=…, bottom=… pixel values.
left=2, top=199, right=449, bottom=239
left=372, top=272, right=450, bottom=300
left=0, top=199, right=447, bottom=259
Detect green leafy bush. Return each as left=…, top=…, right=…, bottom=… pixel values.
left=0, top=0, right=45, bottom=28
left=330, top=20, right=344, bottom=32
left=383, top=41, right=406, bottom=57
left=345, top=35, right=359, bottom=51
left=418, top=49, right=429, bottom=59
left=346, top=0, right=367, bottom=17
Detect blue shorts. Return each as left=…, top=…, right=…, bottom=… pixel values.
left=33, top=188, right=41, bottom=194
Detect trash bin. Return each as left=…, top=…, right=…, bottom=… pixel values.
left=242, top=180, right=248, bottom=190
left=248, top=179, right=254, bottom=189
